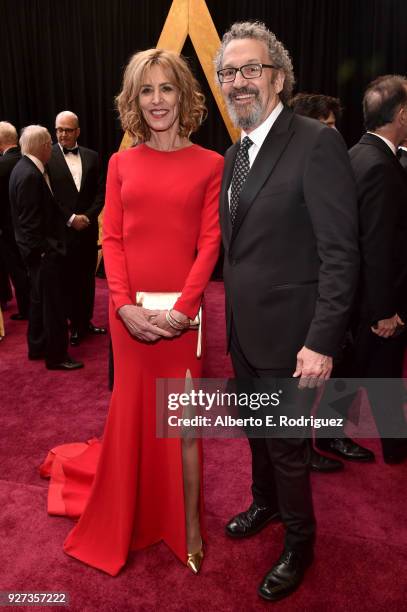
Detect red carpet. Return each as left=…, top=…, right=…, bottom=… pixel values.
left=1, top=280, right=406, bottom=611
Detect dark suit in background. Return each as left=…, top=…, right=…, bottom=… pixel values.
left=0, top=146, right=30, bottom=316
left=47, top=144, right=104, bottom=336
left=9, top=155, right=68, bottom=362
left=348, top=132, right=407, bottom=459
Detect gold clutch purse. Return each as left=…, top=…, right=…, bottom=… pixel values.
left=135, top=292, right=202, bottom=358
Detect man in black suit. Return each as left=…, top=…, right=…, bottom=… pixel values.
left=215, top=22, right=359, bottom=601
left=47, top=111, right=105, bottom=346
left=343, top=75, right=407, bottom=464
left=0, top=121, right=30, bottom=320
left=9, top=125, right=83, bottom=370
left=289, top=95, right=375, bottom=471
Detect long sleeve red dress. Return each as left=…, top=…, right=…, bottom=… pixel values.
left=41, top=143, right=223, bottom=575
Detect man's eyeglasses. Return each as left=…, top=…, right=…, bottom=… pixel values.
left=217, top=63, right=277, bottom=83
left=55, top=127, right=77, bottom=134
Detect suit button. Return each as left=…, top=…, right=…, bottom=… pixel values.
left=230, top=258, right=237, bottom=266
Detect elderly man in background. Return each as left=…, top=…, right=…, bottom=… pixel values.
left=0, top=121, right=30, bottom=321
left=9, top=125, right=83, bottom=370
left=47, top=111, right=105, bottom=347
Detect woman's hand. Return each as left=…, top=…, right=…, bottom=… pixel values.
left=118, top=305, right=172, bottom=342
left=170, top=309, right=190, bottom=327
left=150, top=311, right=179, bottom=336
left=149, top=309, right=190, bottom=337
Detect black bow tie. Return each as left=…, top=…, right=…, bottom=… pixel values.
left=63, top=147, right=79, bottom=155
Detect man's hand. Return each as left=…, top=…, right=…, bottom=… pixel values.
left=71, top=214, right=90, bottom=231
left=118, top=305, right=173, bottom=342
left=293, top=346, right=333, bottom=389
left=396, top=314, right=405, bottom=326
left=371, top=314, right=398, bottom=338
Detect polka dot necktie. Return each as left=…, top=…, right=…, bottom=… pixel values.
left=230, top=136, right=253, bottom=226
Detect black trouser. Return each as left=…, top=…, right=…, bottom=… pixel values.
left=26, top=260, right=45, bottom=357
left=65, top=233, right=98, bottom=334
left=0, top=233, right=30, bottom=316
left=230, top=324, right=315, bottom=553
left=317, top=318, right=407, bottom=458
left=0, top=245, right=12, bottom=303
left=27, top=253, right=69, bottom=363
left=351, top=319, right=406, bottom=457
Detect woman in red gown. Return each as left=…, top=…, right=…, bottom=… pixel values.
left=42, top=49, right=223, bottom=576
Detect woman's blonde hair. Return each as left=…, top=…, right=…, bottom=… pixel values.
left=116, top=48, right=206, bottom=142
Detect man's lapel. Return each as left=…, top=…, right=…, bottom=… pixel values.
left=230, top=107, right=295, bottom=246
left=79, top=147, right=88, bottom=191
left=52, top=145, right=78, bottom=192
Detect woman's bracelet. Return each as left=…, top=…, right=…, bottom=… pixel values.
left=166, top=309, right=190, bottom=330
left=165, top=310, right=184, bottom=330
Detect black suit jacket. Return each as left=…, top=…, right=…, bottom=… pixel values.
left=0, top=146, right=21, bottom=236
left=9, top=156, right=66, bottom=263
left=47, top=144, right=104, bottom=244
left=220, top=107, right=359, bottom=369
left=349, top=133, right=407, bottom=324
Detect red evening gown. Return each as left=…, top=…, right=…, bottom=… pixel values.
left=40, top=144, right=223, bottom=575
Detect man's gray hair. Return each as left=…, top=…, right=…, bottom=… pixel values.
left=215, top=21, right=295, bottom=104
left=19, top=125, right=50, bottom=155
left=0, top=121, right=18, bottom=146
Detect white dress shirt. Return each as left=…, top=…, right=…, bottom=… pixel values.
left=242, top=101, right=284, bottom=167
left=58, top=143, right=82, bottom=225
left=59, top=142, right=82, bottom=190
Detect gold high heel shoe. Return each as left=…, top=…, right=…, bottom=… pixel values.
left=186, top=539, right=204, bottom=574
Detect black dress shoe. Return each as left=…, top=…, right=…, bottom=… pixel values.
left=46, top=357, right=84, bottom=371
left=88, top=322, right=107, bottom=335
left=70, top=330, right=80, bottom=346
left=10, top=313, right=28, bottom=321
left=319, top=438, right=375, bottom=462
left=225, top=502, right=280, bottom=538
left=310, top=448, right=344, bottom=473
left=258, top=548, right=313, bottom=602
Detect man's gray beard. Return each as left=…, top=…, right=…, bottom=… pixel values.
left=226, top=97, right=263, bottom=130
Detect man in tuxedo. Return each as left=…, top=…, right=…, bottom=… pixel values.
left=289, top=95, right=375, bottom=471
left=9, top=125, right=83, bottom=370
left=215, top=22, right=359, bottom=601
left=0, top=121, right=30, bottom=320
left=342, top=75, right=407, bottom=464
left=47, top=111, right=105, bottom=346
